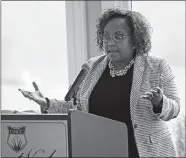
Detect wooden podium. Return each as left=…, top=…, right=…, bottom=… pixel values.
left=1, top=110, right=128, bottom=157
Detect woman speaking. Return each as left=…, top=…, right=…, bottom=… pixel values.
left=19, top=8, right=180, bottom=157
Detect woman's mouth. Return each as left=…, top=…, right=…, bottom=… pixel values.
left=108, top=50, right=119, bottom=54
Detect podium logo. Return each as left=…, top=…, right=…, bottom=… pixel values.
left=7, top=126, right=28, bottom=153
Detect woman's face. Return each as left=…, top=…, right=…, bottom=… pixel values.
left=103, top=18, right=134, bottom=63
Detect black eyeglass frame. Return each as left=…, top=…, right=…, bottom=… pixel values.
left=102, top=31, right=131, bottom=43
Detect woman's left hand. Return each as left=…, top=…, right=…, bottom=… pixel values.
left=140, top=87, right=163, bottom=108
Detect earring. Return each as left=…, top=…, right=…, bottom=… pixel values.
left=132, top=46, right=135, bottom=49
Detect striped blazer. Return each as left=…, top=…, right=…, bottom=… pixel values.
left=48, top=54, right=180, bottom=157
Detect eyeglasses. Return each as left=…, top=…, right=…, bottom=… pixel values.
left=103, top=31, right=130, bottom=43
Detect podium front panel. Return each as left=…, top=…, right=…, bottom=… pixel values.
left=70, top=110, right=128, bottom=157
left=1, top=114, right=69, bottom=158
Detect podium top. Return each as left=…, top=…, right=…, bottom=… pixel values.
left=1, top=114, right=69, bottom=121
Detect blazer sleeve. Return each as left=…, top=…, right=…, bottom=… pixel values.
left=156, top=59, right=180, bottom=121
left=46, top=82, right=84, bottom=114
left=46, top=99, right=75, bottom=113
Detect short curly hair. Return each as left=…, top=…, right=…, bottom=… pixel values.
left=95, top=8, right=153, bottom=56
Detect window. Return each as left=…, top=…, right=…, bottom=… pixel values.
left=2, top=1, right=69, bottom=112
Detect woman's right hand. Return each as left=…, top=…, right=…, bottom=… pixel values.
left=18, top=82, right=49, bottom=110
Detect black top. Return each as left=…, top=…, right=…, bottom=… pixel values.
left=89, top=63, right=139, bottom=158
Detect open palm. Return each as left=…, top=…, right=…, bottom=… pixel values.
left=18, top=82, right=48, bottom=110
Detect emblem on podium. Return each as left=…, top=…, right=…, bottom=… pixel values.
left=7, top=126, right=27, bottom=153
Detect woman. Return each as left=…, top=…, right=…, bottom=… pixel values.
left=19, top=8, right=180, bottom=157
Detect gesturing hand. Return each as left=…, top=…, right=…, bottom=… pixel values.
left=140, top=87, right=163, bottom=107
left=140, top=77, right=164, bottom=108
left=18, top=82, right=48, bottom=110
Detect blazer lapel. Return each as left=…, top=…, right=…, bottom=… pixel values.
left=130, top=55, right=146, bottom=122
left=80, top=55, right=109, bottom=112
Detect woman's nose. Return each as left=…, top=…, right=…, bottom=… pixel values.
left=108, top=37, right=117, bottom=46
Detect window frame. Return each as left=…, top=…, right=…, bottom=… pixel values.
left=65, top=1, right=88, bottom=86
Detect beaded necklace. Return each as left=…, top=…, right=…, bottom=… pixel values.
left=108, top=59, right=134, bottom=77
